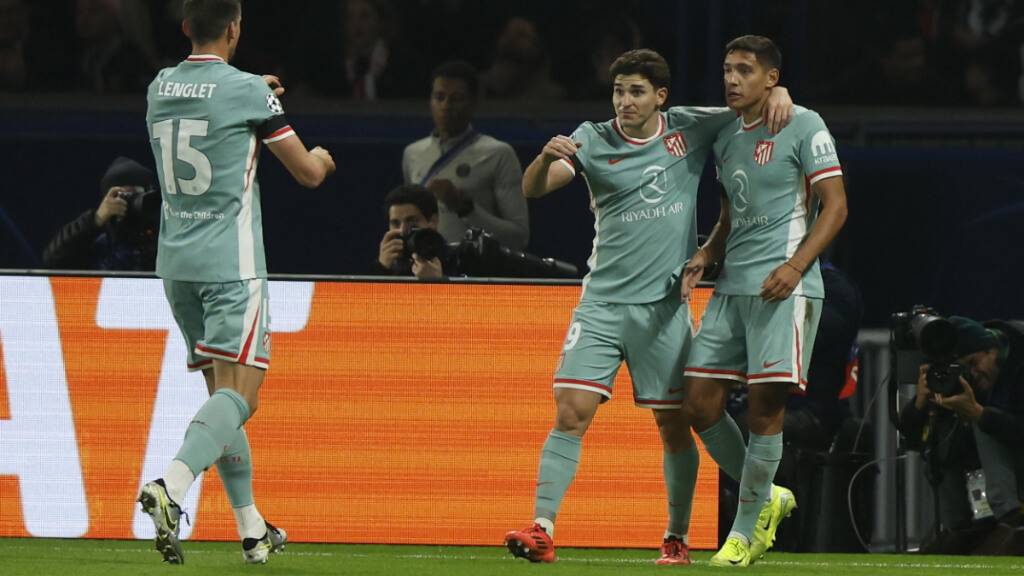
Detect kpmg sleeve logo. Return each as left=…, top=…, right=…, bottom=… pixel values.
left=811, top=130, right=838, bottom=165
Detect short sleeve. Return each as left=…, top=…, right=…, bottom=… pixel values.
left=557, top=124, right=590, bottom=176
left=244, top=76, right=292, bottom=143
left=797, top=112, right=842, bottom=185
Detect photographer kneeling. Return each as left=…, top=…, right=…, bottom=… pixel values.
left=901, top=316, right=1024, bottom=555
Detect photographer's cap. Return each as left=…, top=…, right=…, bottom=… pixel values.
left=100, top=156, right=156, bottom=196
left=950, top=316, right=998, bottom=357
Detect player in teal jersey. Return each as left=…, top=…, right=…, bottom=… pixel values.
left=682, top=36, right=848, bottom=567
left=137, top=0, right=335, bottom=566
left=504, top=49, right=793, bottom=565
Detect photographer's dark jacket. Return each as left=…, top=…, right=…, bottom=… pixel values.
left=900, top=320, right=1024, bottom=488
left=42, top=209, right=155, bottom=271
left=975, top=320, right=1024, bottom=442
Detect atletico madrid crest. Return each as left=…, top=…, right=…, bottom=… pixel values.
left=663, top=132, right=688, bottom=157
left=754, top=141, right=774, bottom=166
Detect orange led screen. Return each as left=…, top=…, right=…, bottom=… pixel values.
left=0, top=276, right=716, bottom=549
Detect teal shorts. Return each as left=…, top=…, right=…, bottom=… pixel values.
left=684, top=293, right=821, bottom=389
left=553, top=287, right=693, bottom=409
left=163, top=278, right=271, bottom=372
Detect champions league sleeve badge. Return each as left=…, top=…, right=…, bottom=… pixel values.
left=266, top=92, right=285, bottom=115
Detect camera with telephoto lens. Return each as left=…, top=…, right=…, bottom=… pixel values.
left=397, top=227, right=579, bottom=278
left=400, top=226, right=449, bottom=261
left=891, top=305, right=963, bottom=397
left=451, top=228, right=578, bottom=279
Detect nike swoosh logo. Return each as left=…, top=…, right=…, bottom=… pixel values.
left=669, top=501, right=681, bottom=508
left=536, top=481, right=553, bottom=487
left=739, top=497, right=758, bottom=503
left=763, top=359, right=783, bottom=369
left=668, top=387, right=683, bottom=394
left=729, top=559, right=744, bottom=565
left=722, top=156, right=731, bottom=164
left=608, top=157, right=626, bottom=165
left=762, top=511, right=774, bottom=531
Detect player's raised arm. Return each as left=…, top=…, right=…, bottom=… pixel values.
left=267, top=135, right=336, bottom=189
left=522, top=135, right=581, bottom=198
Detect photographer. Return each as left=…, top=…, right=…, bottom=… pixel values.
left=374, top=184, right=453, bottom=279
left=42, top=156, right=159, bottom=271
left=900, top=315, right=1024, bottom=555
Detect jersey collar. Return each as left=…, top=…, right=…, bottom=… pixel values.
left=613, top=114, right=665, bottom=145
left=186, top=54, right=225, bottom=63
left=741, top=117, right=764, bottom=131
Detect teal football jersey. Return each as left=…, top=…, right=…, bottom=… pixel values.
left=711, top=106, right=843, bottom=298
left=147, top=55, right=293, bottom=282
left=562, top=107, right=735, bottom=304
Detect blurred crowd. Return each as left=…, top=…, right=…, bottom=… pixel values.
left=0, top=0, right=1022, bottom=106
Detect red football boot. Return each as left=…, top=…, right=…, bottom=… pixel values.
left=504, top=523, right=556, bottom=563
left=655, top=536, right=691, bottom=565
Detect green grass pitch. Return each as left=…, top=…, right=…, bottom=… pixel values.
left=1, top=538, right=1021, bottom=575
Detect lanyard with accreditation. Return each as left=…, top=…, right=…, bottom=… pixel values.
left=418, top=130, right=481, bottom=186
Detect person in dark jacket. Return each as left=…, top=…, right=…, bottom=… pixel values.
left=42, top=156, right=160, bottom=271
left=901, top=316, right=1024, bottom=555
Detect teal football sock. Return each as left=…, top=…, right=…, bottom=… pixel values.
left=217, top=428, right=255, bottom=508
left=729, top=432, right=782, bottom=544
left=664, top=439, right=699, bottom=538
left=534, top=429, right=582, bottom=529
left=175, top=388, right=251, bottom=476
left=696, top=413, right=746, bottom=481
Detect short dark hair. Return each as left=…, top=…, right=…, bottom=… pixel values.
left=608, top=49, right=671, bottom=90
left=431, top=60, right=479, bottom=97
left=725, top=35, right=782, bottom=73
left=183, top=0, right=241, bottom=46
left=384, top=184, right=438, bottom=220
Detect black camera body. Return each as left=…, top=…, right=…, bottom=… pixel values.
left=927, top=362, right=964, bottom=397
left=399, top=226, right=448, bottom=261
left=891, top=305, right=963, bottom=397
left=115, top=186, right=160, bottom=217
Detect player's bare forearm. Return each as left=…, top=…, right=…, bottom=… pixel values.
left=523, top=136, right=580, bottom=198
left=306, top=146, right=336, bottom=186
left=700, top=198, right=731, bottom=265
left=789, top=177, right=847, bottom=273
left=522, top=155, right=554, bottom=198
left=269, top=135, right=335, bottom=188
left=684, top=199, right=729, bottom=301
